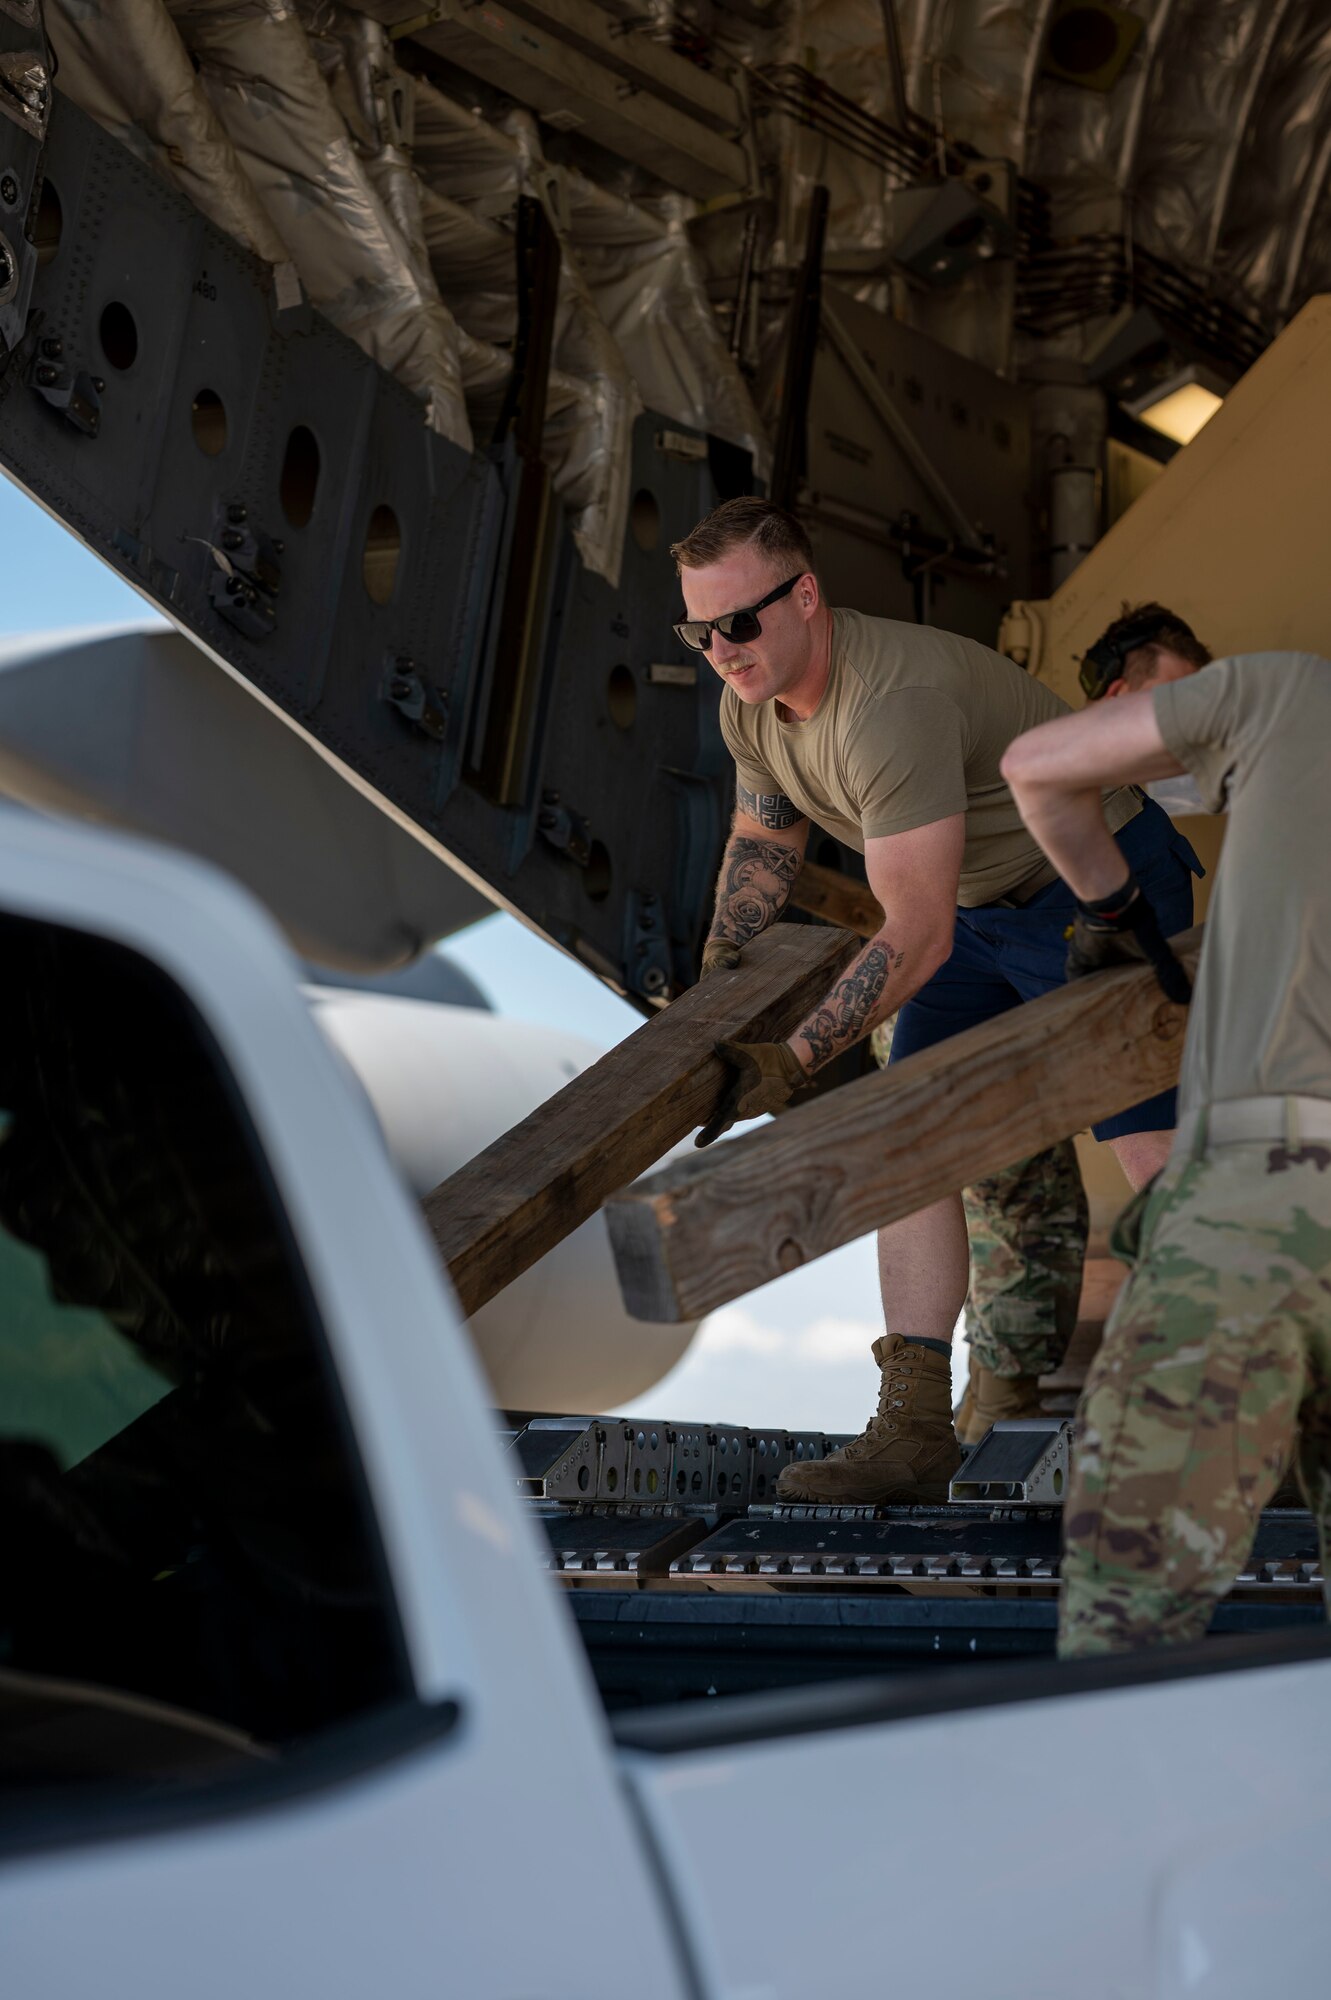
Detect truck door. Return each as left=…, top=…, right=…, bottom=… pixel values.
left=0, top=812, right=690, bottom=2000
left=617, top=1638, right=1331, bottom=1999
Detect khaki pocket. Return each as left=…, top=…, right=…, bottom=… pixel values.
left=1108, top=1172, right=1164, bottom=1268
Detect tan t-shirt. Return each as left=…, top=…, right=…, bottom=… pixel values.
left=1154, top=652, right=1331, bottom=1110
left=719, top=609, right=1141, bottom=907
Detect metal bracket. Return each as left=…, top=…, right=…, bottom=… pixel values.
left=204, top=501, right=281, bottom=640
left=388, top=6, right=444, bottom=39
left=381, top=657, right=449, bottom=742
left=30, top=337, right=101, bottom=435
left=513, top=1419, right=601, bottom=1500
left=0, top=40, right=50, bottom=142
left=653, top=427, right=708, bottom=463
left=536, top=793, right=592, bottom=865
left=950, top=1419, right=1071, bottom=1507
left=997, top=597, right=1047, bottom=675
left=214, top=501, right=283, bottom=590
left=894, top=508, right=1001, bottom=623
left=208, top=563, right=276, bottom=641
left=511, top=1418, right=671, bottom=1505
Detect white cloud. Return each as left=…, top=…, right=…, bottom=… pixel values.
left=697, top=1306, right=788, bottom=1357
left=687, top=1306, right=881, bottom=1368
left=794, top=1315, right=879, bottom=1364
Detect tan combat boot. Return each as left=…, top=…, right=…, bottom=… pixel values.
left=954, top=1355, right=1045, bottom=1447
left=774, top=1334, right=961, bottom=1505
left=955, top=1351, right=981, bottom=1442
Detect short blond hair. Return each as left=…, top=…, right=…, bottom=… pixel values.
left=671, top=496, right=815, bottom=578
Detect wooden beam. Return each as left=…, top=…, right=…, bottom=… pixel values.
left=791, top=860, right=883, bottom=938
left=424, top=922, right=859, bottom=1318
left=606, top=927, right=1203, bottom=1323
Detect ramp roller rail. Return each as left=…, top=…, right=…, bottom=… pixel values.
left=507, top=1417, right=1325, bottom=1617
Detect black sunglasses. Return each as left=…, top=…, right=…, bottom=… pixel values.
left=673, top=572, right=803, bottom=654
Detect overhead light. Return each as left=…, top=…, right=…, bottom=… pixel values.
left=1135, top=381, right=1222, bottom=445
left=1125, top=365, right=1228, bottom=445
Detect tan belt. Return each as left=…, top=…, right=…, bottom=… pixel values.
left=993, top=858, right=1060, bottom=909
left=1171, top=1095, right=1331, bottom=1161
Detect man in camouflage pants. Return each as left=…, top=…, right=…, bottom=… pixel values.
left=870, top=1019, right=1087, bottom=1440
left=865, top=603, right=1214, bottom=1436
left=1004, top=646, right=1331, bottom=1655
left=865, top=604, right=1212, bottom=1445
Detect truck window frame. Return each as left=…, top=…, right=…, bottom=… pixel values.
left=0, top=909, right=463, bottom=1861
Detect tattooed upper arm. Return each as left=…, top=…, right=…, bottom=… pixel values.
left=737, top=782, right=802, bottom=832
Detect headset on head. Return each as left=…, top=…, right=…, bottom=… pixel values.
left=1078, top=610, right=1181, bottom=701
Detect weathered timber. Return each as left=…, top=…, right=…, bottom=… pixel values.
left=606, top=926, right=1203, bottom=1323
left=424, top=922, right=859, bottom=1317
left=790, top=861, right=883, bottom=938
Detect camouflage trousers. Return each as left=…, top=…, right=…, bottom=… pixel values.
left=870, top=1020, right=1087, bottom=1378
left=1059, top=1138, right=1331, bottom=1658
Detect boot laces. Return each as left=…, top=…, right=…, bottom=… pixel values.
left=841, top=1364, right=914, bottom=1460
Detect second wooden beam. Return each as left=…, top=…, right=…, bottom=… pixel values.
left=605, top=928, right=1202, bottom=1324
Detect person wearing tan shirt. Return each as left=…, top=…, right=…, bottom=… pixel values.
left=673, top=497, right=1199, bottom=1506
left=1003, top=648, right=1331, bottom=1654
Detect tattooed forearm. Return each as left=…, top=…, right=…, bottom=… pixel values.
left=737, top=782, right=802, bottom=831
left=709, top=836, right=801, bottom=947
left=793, top=940, right=904, bottom=1070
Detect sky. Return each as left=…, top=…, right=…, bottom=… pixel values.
left=0, top=479, right=153, bottom=637
left=0, top=470, right=903, bottom=1435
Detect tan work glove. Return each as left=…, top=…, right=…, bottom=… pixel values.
left=696, top=1039, right=807, bottom=1148
left=700, top=937, right=742, bottom=980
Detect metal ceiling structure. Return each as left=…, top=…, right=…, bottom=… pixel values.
left=792, top=0, right=1331, bottom=344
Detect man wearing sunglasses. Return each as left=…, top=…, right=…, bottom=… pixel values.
left=673, top=497, right=1200, bottom=1506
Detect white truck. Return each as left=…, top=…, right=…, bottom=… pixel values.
left=3, top=806, right=1329, bottom=2000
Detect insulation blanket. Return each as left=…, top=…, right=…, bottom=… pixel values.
left=45, top=0, right=290, bottom=262
left=415, top=85, right=637, bottom=583
left=166, top=0, right=471, bottom=446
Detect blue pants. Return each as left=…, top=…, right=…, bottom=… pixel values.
left=889, top=798, right=1202, bottom=1141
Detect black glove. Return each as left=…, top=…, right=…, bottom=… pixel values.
left=696, top=1040, right=807, bottom=1148
left=1065, top=872, right=1192, bottom=1006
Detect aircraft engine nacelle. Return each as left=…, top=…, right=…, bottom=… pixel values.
left=307, top=989, right=697, bottom=1412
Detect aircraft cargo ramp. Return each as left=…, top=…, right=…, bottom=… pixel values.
left=506, top=1412, right=1325, bottom=1703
